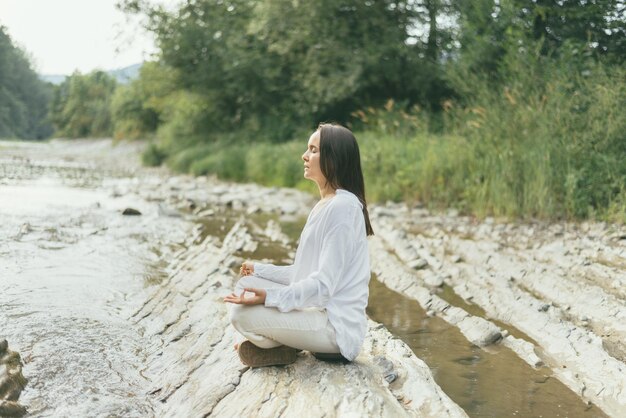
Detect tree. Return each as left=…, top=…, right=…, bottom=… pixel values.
left=49, top=71, right=117, bottom=138
left=0, top=26, right=53, bottom=139
left=118, top=0, right=455, bottom=140
left=111, top=62, right=178, bottom=139
left=513, top=0, right=626, bottom=61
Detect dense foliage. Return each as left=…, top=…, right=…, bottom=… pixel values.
left=0, top=26, right=53, bottom=139
left=115, top=0, right=626, bottom=220
left=49, top=71, right=117, bottom=138
left=3, top=1, right=625, bottom=220
left=118, top=0, right=462, bottom=142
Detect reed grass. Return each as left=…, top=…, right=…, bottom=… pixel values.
left=150, top=62, right=625, bottom=223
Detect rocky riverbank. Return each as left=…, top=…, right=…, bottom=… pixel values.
left=113, top=139, right=625, bottom=417
left=0, top=340, right=28, bottom=417
left=2, top=138, right=624, bottom=417
left=370, top=205, right=626, bottom=417
left=131, top=209, right=466, bottom=417
left=1, top=139, right=465, bottom=417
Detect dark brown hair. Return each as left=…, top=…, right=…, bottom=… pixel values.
left=318, top=123, right=374, bottom=236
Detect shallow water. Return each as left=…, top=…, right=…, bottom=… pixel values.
left=0, top=144, right=190, bottom=416
left=240, top=211, right=607, bottom=418
left=0, top=140, right=609, bottom=417
left=366, top=278, right=607, bottom=418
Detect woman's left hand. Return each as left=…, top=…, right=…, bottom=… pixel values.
left=223, top=288, right=266, bottom=305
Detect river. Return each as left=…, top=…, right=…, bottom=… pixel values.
left=0, top=139, right=621, bottom=417
left=0, top=140, right=192, bottom=416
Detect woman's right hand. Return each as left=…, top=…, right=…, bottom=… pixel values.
left=240, top=261, right=254, bottom=277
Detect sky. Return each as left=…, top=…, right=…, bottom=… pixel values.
left=0, top=0, right=177, bottom=75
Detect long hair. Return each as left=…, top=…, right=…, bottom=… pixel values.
left=318, top=123, right=374, bottom=236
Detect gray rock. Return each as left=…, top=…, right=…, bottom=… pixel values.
left=197, top=208, right=215, bottom=217
left=133, top=230, right=467, bottom=418
left=0, top=340, right=28, bottom=417
left=450, top=254, right=463, bottom=263
left=122, top=207, right=141, bottom=216
left=185, top=198, right=197, bottom=210
left=408, top=258, right=428, bottom=270
left=458, top=316, right=503, bottom=347
left=374, top=356, right=398, bottom=383
left=279, top=202, right=299, bottom=215
left=424, top=274, right=444, bottom=288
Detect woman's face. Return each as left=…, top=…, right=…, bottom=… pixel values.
left=302, top=130, right=325, bottom=185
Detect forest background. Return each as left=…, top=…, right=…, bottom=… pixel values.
left=1, top=0, right=625, bottom=221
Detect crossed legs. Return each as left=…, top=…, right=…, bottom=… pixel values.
left=228, top=276, right=341, bottom=354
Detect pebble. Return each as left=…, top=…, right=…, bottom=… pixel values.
left=374, top=356, right=398, bottom=384
left=450, top=254, right=462, bottom=263
left=246, top=205, right=261, bottom=215
left=408, top=258, right=428, bottom=270
left=197, top=208, right=215, bottom=217
left=424, top=275, right=444, bottom=288
left=122, top=207, right=141, bottom=216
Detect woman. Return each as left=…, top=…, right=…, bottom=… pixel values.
left=224, top=123, right=374, bottom=367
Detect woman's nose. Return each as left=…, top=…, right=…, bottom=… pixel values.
left=302, top=151, right=308, bottom=161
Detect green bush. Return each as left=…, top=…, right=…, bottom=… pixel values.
left=50, top=71, right=117, bottom=138
left=142, top=143, right=167, bottom=166
left=442, top=56, right=626, bottom=220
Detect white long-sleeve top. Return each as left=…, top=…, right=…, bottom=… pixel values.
left=254, top=189, right=371, bottom=361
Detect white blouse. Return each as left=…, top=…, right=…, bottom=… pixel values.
left=254, top=189, right=371, bottom=361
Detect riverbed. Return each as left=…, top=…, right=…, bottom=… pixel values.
left=0, top=140, right=193, bottom=416
left=1, top=139, right=623, bottom=417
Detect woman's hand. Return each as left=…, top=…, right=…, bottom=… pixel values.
left=223, top=288, right=266, bottom=305
left=239, top=261, right=254, bottom=277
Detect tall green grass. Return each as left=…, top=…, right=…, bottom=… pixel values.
left=147, top=60, right=625, bottom=223
left=442, top=59, right=626, bottom=221
left=162, top=139, right=317, bottom=194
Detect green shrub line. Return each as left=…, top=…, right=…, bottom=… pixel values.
left=144, top=60, right=625, bottom=223
left=146, top=126, right=624, bottom=223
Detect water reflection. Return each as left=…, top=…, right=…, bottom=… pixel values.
left=366, top=277, right=606, bottom=418
left=0, top=152, right=191, bottom=417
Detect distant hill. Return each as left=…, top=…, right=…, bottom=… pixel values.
left=39, top=63, right=142, bottom=85
left=39, top=74, right=67, bottom=85
left=108, top=63, right=142, bottom=83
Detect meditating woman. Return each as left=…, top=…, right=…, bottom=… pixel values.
left=224, top=123, right=374, bottom=367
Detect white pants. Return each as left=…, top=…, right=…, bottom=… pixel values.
left=229, top=276, right=341, bottom=353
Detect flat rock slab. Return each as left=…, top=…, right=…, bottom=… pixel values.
left=371, top=209, right=626, bottom=417
left=134, top=220, right=467, bottom=417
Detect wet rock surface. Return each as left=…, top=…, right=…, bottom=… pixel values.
left=371, top=205, right=626, bottom=417
left=134, top=214, right=466, bottom=417
left=2, top=139, right=624, bottom=417
left=0, top=340, right=28, bottom=417
left=0, top=140, right=465, bottom=417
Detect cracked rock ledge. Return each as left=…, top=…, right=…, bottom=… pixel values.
left=133, top=215, right=467, bottom=417
left=371, top=208, right=626, bottom=418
